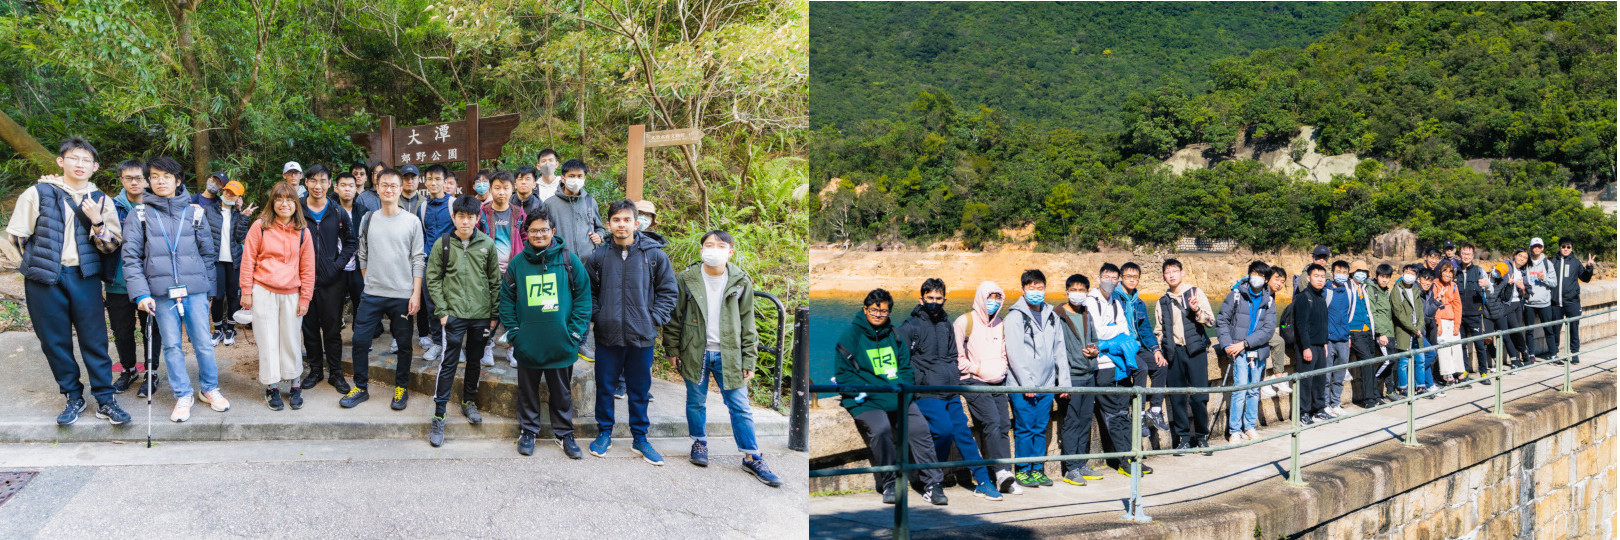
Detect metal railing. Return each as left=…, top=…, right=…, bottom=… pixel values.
left=809, top=308, right=1615, bottom=539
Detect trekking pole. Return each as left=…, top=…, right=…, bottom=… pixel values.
left=1209, top=359, right=1234, bottom=438
left=145, top=315, right=154, bottom=448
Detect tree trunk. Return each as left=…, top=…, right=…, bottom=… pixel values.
left=0, top=109, right=54, bottom=173
left=577, top=0, right=586, bottom=161
left=176, top=0, right=213, bottom=182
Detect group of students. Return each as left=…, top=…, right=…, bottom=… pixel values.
left=10, top=137, right=781, bottom=487
left=834, top=241, right=1597, bottom=506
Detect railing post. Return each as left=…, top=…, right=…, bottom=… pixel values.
left=1122, top=390, right=1151, bottom=523
left=788, top=307, right=810, bottom=452
left=1403, top=352, right=1421, bottom=448
left=1491, top=333, right=1508, bottom=418
left=894, top=387, right=910, bottom=540
left=1559, top=319, right=1575, bottom=395
left=1286, top=374, right=1305, bottom=486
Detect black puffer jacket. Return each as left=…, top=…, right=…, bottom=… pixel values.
left=897, top=304, right=960, bottom=399
left=584, top=231, right=677, bottom=348
left=302, top=196, right=356, bottom=287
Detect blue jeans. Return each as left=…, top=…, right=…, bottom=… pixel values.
left=154, top=294, right=218, bottom=398
left=916, top=396, right=993, bottom=487
left=1228, top=350, right=1265, bottom=433
left=685, top=350, right=758, bottom=454
left=1009, top=393, right=1054, bottom=473
left=596, top=345, right=653, bottom=438
left=1396, top=337, right=1435, bottom=390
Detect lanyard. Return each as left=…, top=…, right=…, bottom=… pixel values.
left=150, top=205, right=188, bottom=281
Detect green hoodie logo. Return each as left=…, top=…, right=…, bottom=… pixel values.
left=866, top=346, right=897, bottom=380
left=526, top=273, right=560, bottom=312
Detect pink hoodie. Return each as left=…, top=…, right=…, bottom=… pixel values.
left=953, top=280, right=1009, bottom=384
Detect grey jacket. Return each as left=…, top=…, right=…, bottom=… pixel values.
left=1003, top=299, right=1070, bottom=388
left=122, top=189, right=218, bottom=301
left=1523, top=254, right=1557, bottom=308
left=545, top=189, right=607, bottom=260
left=1217, top=283, right=1277, bottom=353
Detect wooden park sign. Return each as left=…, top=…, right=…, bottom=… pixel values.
left=349, top=104, right=520, bottom=193
left=626, top=125, right=703, bottom=201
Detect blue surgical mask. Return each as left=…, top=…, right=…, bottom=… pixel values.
left=1025, top=291, right=1045, bottom=306
left=474, top=182, right=489, bottom=195
left=985, top=299, right=1002, bottom=315
left=1353, top=271, right=1368, bottom=283
left=1334, top=273, right=1348, bottom=284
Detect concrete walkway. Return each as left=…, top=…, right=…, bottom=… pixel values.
left=808, top=338, right=1616, bottom=539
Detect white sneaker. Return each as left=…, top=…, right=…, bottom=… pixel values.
left=423, top=344, right=443, bottom=363
left=1260, top=384, right=1277, bottom=398
left=507, top=347, right=517, bottom=367
left=196, top=389, right=230, bottom=412
left=171, top=394, right=194, bottom=422
left=995, top=470, right=1023, bottom=495
left=386, top=340, right=398, bottom=354
left=1278, top=382, right=1293, bottom=395
left=481, top=345, right=495, bottom=367
left=419, top=336, right=432, bottom=349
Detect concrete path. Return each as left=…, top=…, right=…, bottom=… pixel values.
left=809, top=338, right=1616, bottom=539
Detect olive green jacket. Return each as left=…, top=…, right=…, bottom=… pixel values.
left=663, top=262, right=758, bottom=391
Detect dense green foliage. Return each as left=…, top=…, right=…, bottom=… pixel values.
left=810, top=2, right=1364, bottom=133
left=811, top=2, right=1616, bottom=260
left=0, top=0, right=808, bottom=407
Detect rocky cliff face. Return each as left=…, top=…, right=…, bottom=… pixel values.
left=1163, top=125, right=1361, bottom=182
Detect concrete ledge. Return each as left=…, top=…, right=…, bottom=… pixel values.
left=913, top=373, right=1616, bottom=539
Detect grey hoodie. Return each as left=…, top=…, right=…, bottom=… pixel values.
left=1003, top=297, right=1070, bottom=388
left=1523, top=254, right=1557, bottom=308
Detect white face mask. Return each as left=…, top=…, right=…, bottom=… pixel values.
left=637, top=216, right=652, bottom=231
left=1067, top=291, right=1085, bottom=306
left=701, top=247, right=730, bottom=267
left=1249, top=275, right=1265, bottom=288
left=564, top=177, right=584, bottom=192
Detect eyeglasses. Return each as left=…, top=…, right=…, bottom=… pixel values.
left=864, top=307, right=891, bottom=316
left=527, top=227, right=553, bottom=235
left=63, top=156, right=95, bottom=165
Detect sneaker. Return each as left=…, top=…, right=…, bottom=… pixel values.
left=1301, top=414, right=1316, bottom=426
left=1115, top=462, right=1153, bottom=476
left=386, top=340, right=398, bottom=354
left=517, top=430, right=536, bottom=456
left=1312, top=413, right=1333, bottom=422
left=1061, top=470, right=1087, bottom=486
left=995, top=470, right=1023, bottom=495
left=1077, top=466, right=1104, bottom=480
left=391, top=387, right=408, bottom=410
left=94, top=400, right=130, bottom=425
left=614, top=386, right=626, bottom=399
left=288, top=387, right=304, bottom=410
left=1144, top=410, right=1170, bottom=431
left=56, top=395, right=86, bottom=424
left=265, top=388, right=285, bottom=411
left=480, top=345, right=494, bottom=367
left=299, top=370, right=324, bottom=393
left=328, top=375, right=351, bottom=396
left=423, top=344, right=443, bottom=363
left=507, top=348, right=517, bottom=368
left=580, top=353, right=594, bottom=363
left=171, top=394, right=194, bottom=422
left=1015, top=471, right=1040, bottom=487
left=419, top=336, right=432, bottom=349
left=743, top=454, right=783, bottom=487
left=589, top=433, right=612, bottom=457
left=925, top=483, right=948, bottom=505
left=690, top=440, right=710, bottom=467
left=339, top=387, right=369, bottom=408
left=1259, top=383, right=1277, bottom=398
left=428, top=417, right=445, bottom=447
left=136, top=374, right=161, bottom=399
left=556, top=435, right=582, bottom=459
left=1244, top=428, right=1260, bottom=440
left=113, top=371, right=139, bottom=394
left=881, top=481, right=897, bottom=505
left=1197, top=437, right=1214, bottom=456
left=631, top=438, right=664, bottom=466
left=1033, top=471, right=1053, bottom=486
left=211, top=329, right=224, bottom=346
left=1172, top=442, right=1190, bottom=456
left=197, top=389, right=230, bottom=412
left=1229, top=434, right=1245, bottom=445
left=222, top=329, right=236, bottom=346
left=460, top=400, right=483, bottom=424
left=973, top=482, right=1003, bottom=500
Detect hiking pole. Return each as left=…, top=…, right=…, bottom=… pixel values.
left=1209, top=359, right=1234, bottom=438
left=145, top=314, right=154, bottom=448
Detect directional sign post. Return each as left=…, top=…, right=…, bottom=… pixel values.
left=626, top=125, right=703, bottom=201
left=349, top=104, right=520, bottom=193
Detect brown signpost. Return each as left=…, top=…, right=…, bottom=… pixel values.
left=349, top=104, right=520, bottom=193
left=626, top=125, right=703, bottom=201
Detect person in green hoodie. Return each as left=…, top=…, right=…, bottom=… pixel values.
left=499, top=207, right=591, bottom=458
left=664, top=230, right=781, bottom=487
left=835, top=288, right=946, bottom=506
left=425, top=196, right=502, bottom=447
left=1365, top=263, right=1397, bottom=404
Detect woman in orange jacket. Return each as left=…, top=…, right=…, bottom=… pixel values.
left=1433, top=264, right=1465, bottom=384
left=239, top=182, right=316, bottom=410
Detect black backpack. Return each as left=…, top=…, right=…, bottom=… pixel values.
left=1278, top=301, right=1297, bottom=348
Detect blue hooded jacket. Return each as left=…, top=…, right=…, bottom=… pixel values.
left=419, top=193, right=455, bottom=254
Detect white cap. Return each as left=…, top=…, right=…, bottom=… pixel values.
left=233, top=309, right=253, bottom=325
left=1530, top=237, right=1545, bottom=247
left=282, top=161, right=302, bottom=173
